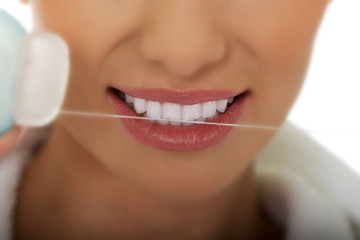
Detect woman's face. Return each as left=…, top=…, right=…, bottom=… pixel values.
left=27, top=0, right=328, bottom=200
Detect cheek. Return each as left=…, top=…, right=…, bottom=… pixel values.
left=225, top=0, right=328, bottom=125
left=227, top=0, right=328, bottom=67
left=31, top=0, right=143, bottom=66
left=30, top=0, right=147, bottom=115
left=30, top=0, right=146, bottom=116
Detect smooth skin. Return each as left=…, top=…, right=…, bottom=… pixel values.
left=3, top=0, right=330, bottom=239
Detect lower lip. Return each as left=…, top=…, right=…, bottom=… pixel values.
left=108, top=91, right=248, bottom=152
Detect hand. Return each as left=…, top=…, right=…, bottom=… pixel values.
left=0, top=10, right=26, bottom=157
left=0, top=126, right=25, bottom=157
left=0, top=10, right=70, bottom=157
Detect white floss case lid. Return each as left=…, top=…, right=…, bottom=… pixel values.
left=14, top=32, right=70, bottom=127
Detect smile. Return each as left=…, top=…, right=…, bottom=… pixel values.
left=108, top=87, right=249, bottom=152
left=115, top=90, right=236, bottom=126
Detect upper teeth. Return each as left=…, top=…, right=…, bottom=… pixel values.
left=124, top=93, right=234, bottom=126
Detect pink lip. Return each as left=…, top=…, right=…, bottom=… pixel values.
left=108, top=88, right=249, bottom=152
left=118, top=88, right=244, bottom=105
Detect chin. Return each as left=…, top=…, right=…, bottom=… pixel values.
left=141, top=180, right=234, bottom=203
left=116, top=162, right=246, bottom=203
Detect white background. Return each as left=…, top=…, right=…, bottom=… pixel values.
left=288, top=0, right=360, bottom=173
left=1, top=1, right=359, bottom=172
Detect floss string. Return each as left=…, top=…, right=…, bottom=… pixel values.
left=59, top=110, right=360, bottom=136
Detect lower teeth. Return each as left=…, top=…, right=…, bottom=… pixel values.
left=139, top=111, right=220, bottom=126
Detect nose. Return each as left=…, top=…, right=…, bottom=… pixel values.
left=139, top=1, right=227, bottom=78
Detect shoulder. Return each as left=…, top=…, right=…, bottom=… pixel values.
left=256, top=121, right=360, bottom=240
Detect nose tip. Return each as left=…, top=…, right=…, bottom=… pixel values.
left=140, top=16, right=227, bottom=78
left=147, top=36, right=226, bottom=78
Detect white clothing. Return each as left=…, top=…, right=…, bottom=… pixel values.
left=0, top=122, right=360, bottom=240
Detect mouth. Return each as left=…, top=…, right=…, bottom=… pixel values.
left=108, top=87, right=249, bottom=152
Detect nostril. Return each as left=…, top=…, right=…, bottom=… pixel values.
left=162, top=59, right=209, bottom=79
left=139, top=22, right=228, bottom=78
left=149, top=46, right=227, bottom=79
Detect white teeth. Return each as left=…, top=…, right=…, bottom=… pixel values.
left=197, top=117, right=207, bottom=123
left=121, top=93, right=234, bottom=126
left=182, top=121, right=194, bottom=126
left=170, top=120, right=181, bottom=126
left=144, top=113, right=156, bottom=123
left=125, top=94, right=134, bottom=104
left=182, top=104, right=202, bottom=121
left=133, top=98, right=147, bottom=114
left=157, top=118, right=169, bottom=125
left=216, top=99, right=228, bottom=113
left=202, top=101, right=217, bottom=118
left=162, top=103, right=182, bottom=126
left=208, top=111, right=219, bottom=121
left=146, top=101, right=161, bottom=119
left=182, top=104, right=202, bottom=126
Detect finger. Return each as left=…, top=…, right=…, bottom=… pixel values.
left=0, top=125, right=26, bottom=157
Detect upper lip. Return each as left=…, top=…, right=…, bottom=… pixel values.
left=113, top=87, right=247, bottom=105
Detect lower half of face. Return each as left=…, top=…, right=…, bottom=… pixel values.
left=29, top=0, right=328, bottom=201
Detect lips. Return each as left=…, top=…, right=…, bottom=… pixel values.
left=108, top=88, right=249, bottom=152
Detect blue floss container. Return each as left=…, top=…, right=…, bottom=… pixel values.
left=0, top=10, right=25, bottom=134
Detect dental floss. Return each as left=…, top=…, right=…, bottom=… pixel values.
left=58, top=110, right=360, bottom=136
